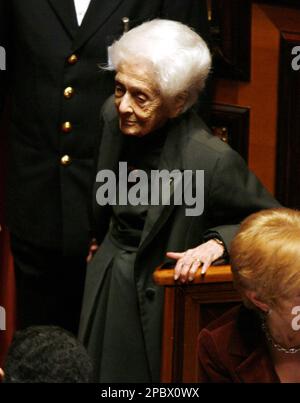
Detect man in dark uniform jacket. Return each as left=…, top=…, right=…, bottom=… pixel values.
left=0, top=0, right=210, bottom=333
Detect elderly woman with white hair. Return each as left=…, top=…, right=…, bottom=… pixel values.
left=79, top=19, right=279, bottom=382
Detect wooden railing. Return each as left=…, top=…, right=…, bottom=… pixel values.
left=153, top=264, right=241, bottom=382
left=153, top=264, right=233, bottom=286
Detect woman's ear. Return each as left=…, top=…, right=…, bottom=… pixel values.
left=244, top=290, right=270, bottom=313
left=168, top=92, right=188, bottom=118
left=0, top=368, right=4, bottom=382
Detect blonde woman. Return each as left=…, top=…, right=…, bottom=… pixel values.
left=198, top=208, right=300, bottom=383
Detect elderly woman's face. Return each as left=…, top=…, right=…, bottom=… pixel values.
left=114, top=62, right=170, bottom=137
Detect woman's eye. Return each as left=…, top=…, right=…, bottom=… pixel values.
left=135, top=94, right=147, bottom=103
left=115, top=85, right=124, bottom=95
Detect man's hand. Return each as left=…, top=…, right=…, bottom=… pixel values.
left=166, top=239, right=225, bottom=283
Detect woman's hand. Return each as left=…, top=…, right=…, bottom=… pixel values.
left=166, top=239, right=225, bottom=283
left=86, top=238, right=99, bottom=263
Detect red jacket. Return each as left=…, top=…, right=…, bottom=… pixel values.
left=197, top=305, right=280, bottom=383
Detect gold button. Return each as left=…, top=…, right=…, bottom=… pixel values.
left=64, top=87, right=75, bottom=99
left=67, top=54, right=78, bottom=65
left=61, top=122, right=72, bottom=133
left=61, top=155, right=72, bottom=166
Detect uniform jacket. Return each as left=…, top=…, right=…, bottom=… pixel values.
left=198, top=305, right=280, bottom=383
left=0, top=0, right=209, bottom=255
left=79, top=97, right=280, bottom=381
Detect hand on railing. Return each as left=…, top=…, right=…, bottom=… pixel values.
left=153, top=263, right=232, bottom=287
left=166, top=239, right=225, bottom=283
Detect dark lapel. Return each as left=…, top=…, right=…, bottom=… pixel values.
left=229, top=308, right=280, bottom=383
left=71, top=0, right=124, bottom=52
left=47, top=0, right=78, bottom=39
left=235, top=347, right=279, bottom=383
left=97, top=114, right=124, bottom=176
left=138, top=117, right=188, bottom=252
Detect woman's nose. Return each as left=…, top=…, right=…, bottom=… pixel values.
left=118, top=93, right=133, bottom=114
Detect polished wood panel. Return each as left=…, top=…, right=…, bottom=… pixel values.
left=276, top=31, right=300, bottom=208
left=213, top=5, right=281, bottom=193
left=154, top=265, right=241, bottom=382
left=254, top=0, right=300, bottom=8
left=210, top=103, right=250, bottom=162
left=210, top=0, right=252, bottom=81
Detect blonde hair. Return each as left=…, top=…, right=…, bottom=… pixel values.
left=230, top=208, right=300, bottom=309
left=108, top=19, right=211, bottom=112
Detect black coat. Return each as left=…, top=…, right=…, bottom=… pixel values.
left=79, top=97, right=280, bottom=381
left=0, top=0, right=210, bottom=256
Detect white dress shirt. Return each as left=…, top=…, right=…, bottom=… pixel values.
left=74, top=0, right=91, bottom=26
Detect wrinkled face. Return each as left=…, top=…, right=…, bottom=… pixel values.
left=114, top=62, right=170, bottom=137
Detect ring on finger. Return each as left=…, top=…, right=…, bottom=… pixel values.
left=194, top=257, right=202, bottom=265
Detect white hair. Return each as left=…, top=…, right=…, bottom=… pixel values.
left=109, top=19, right=212, bottom=112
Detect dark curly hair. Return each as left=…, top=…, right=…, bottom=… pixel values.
left=3, top=326, right=94, bottom=383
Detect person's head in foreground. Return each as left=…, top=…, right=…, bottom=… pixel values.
left=108, top=19, right=211, bottom=137
left=231, top=207, right=300, bottom=351
left=2, top=326, right=94, bottom=383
